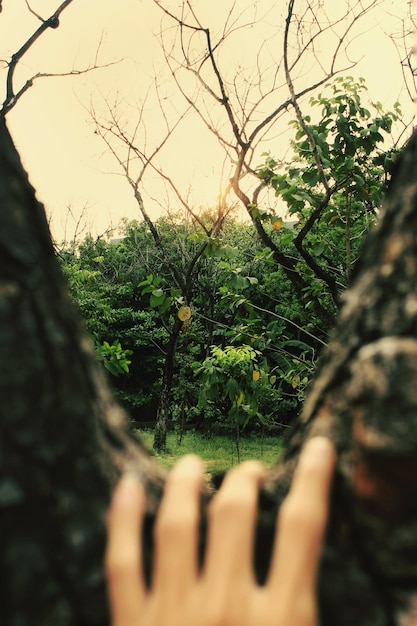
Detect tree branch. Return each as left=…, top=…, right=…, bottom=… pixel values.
left=1, top=0, right=75, bottom=115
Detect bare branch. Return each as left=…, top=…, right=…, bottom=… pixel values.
left=387, top=3, right=417, bottom=106
left=24, top=0, right=44, bottom=22
left=2, top=61, right=120, bottom=116
left=1, top=0, right=76, bottom=115
left=152, top=0, right=387, bottom=326
left=284, top=0, right=330, bottom=194
left=89, top=88, right=203, bottom=291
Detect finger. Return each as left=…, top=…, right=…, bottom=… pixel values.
left=105, top=475, right=146, bottom=626
left=268, top=437, right=336, bottom=594
left=204, top=461, right=265, bottom=590
left=153, top=455, right=204, bottom=599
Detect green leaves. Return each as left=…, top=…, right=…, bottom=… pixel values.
left=187, top=232, right=238, bottom=259
left=150, top=288, right=165, bottom=308
left=302, top=169, right=320, bottom=186
left=61, top=213, right=326, bottom=436
left=265, top=76, right=400, bottom=205
left=255, top=75, right=402, bottom=298
left=138, top=275, right=182, bottom=316
left=193, top=344, right=268, bottom=428
left=95, top=339, right=133, bottom=377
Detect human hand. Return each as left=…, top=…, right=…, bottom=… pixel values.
left=105, top=436, right=336, bottom=626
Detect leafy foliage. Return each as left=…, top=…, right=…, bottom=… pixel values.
left=193, top=344, right=278, bottom=459
left=95, top=339, right=132, bottom=376
left=258, top=77, right=402, bottom=300
left=60, top=77, right=403, bottom=447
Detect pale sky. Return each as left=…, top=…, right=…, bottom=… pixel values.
left=0, top=0, right=415, bottom=242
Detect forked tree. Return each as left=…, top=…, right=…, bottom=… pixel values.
left=90, top=96, right=236, bottom=452
left=91, top=0, right=407, bottom=450
left=2, top=2, right=417, bottom=625
left=151, top=0, right=400, bottom=328
left=3, top=89, right=417, bottom=626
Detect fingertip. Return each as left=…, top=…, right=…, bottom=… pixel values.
left=209, top=460, right=265, bottom=513
left=304, top=436, right=335, bottom=454
left=240, top=459, right=265, bottom=472
left=300, top=437, right=336, bottom=470
left=170, top=454, right=205, bottom=477
left=109, top=474, right=146, bottom=516
left=289, top=436, right=336, bottom=505
left=235, top=459, right=266, bottom=481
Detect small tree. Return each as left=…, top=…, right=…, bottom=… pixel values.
left=194, top=344, right=274, bottom=461
left=257, top=76, right=402, bottom=307
left=152, top=0, right=389, bottom=328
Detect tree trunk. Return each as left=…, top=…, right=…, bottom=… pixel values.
left=2, top=110, right=417, bottom=626
left=0, top=116, right=165, bottom=626
left=153, top=317, right=182, bottom=452
left=263, top=133, right=417, bottom=625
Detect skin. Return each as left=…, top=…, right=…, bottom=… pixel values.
left=105, top=436, right=336, bottom=626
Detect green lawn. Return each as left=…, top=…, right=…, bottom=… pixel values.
left=134, top=429, right=284, bottom=473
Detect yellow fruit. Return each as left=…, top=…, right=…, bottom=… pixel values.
left=178, top=306, right=192, bottom=321
left=272, top=217, right=283, bottom=230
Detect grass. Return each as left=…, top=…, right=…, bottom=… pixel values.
left=134, top=429, right=284, bottom=474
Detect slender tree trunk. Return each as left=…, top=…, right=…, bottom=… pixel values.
left=153, top=317, right=182, bottom=452
left=3, top=112, right=417, bottom=626
left=345, top=192, right=352, bottom=282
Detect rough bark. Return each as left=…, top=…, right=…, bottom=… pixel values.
left=0, top=116, right=165, bottom=626
left=2, top=112, right=417, bottom=626
left=264, top=133, right=417, bottom=626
